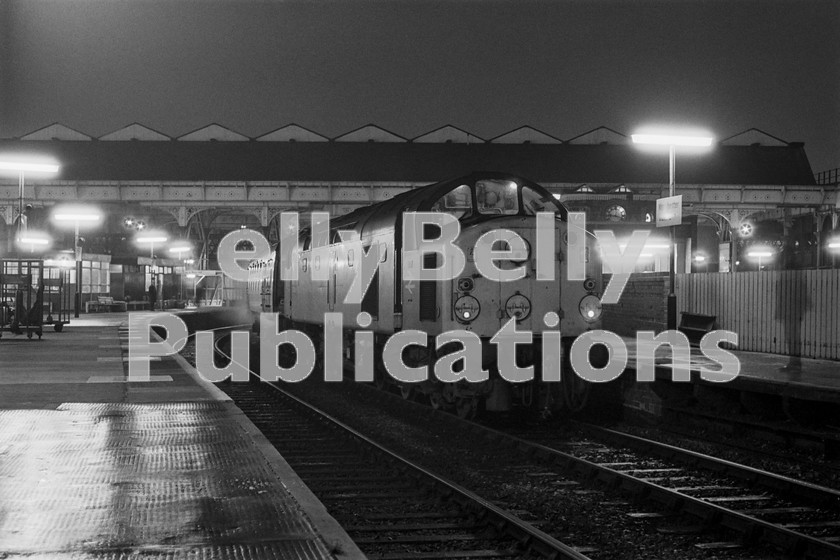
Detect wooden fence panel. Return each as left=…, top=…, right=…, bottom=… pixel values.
left=676, top=269, right=840, bottom=360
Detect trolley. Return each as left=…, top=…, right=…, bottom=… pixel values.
left=0, top=259, right=45, bottom=339
left=42, top=260, right=71, bottom=332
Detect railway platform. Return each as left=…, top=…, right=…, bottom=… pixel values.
left=620, top=336, right=840, bottom=404
left=0, top=312, right=364, bottom=559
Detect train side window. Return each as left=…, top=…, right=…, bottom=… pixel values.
left=431, top=184, right=473, bottom=220
left=522, top=186, right=565, bottom=216
left=274, top=254, right=284, bottom=308
left=362, top=269, right=379, bottom=319
left=419, top=253, right=437, bottom=321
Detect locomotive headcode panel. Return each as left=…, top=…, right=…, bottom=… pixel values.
left=250, top=172, right=605, bottom=417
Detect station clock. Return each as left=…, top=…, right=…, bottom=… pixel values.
left=604, top=204, right=626, bottom=222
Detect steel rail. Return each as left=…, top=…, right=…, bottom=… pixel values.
left=343, top=380, right=840, bottom=559
left=213, top=333, right=593, bottom=560
left=574, top=422, right=840, bottom=508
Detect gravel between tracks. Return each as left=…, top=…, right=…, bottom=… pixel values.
left=275, top=377, right=786, bottom=560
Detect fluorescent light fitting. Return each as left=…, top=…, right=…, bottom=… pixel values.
left=137, top=236, right=167, bottom=243
left=631, top=134, right=713, bottom=147
left=19, top=237, right=49, bottom=245
left=0, top=161, right=60, bottom=173
left=54, top=213, right=100, bottom=221
left=747, top=251, right=773, bottom=258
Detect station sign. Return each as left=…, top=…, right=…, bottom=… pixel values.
left=656, top=195, right=682, bottom=227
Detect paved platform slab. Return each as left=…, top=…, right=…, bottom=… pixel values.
left=0, top=319, right=364, bottom=559
left=621, top=335, right=840, bottom=404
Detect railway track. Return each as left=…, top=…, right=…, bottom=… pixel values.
left=194, top=323, right=840, bottom=558
left=212, top=336, right=593, bottom=560
left=330, top=379, right=840, bottom=559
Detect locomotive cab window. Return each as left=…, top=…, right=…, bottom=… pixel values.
left=522, top=186, right=565, bottom=218
left=430, top=184, right=473, bottom=220
left=477, top=179, right=518, bottom=215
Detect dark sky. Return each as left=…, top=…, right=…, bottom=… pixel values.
left=2, top=0, right=838, bottom=174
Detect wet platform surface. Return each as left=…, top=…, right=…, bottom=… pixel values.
left=0, top=316, right=363, bottom=559
left=621, top=335, right=840, bottom=403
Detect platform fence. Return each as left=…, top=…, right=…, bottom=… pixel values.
left=676, top=270, right=840, bottom=360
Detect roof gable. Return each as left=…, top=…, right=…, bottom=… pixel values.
left=20, top=123, right=92, bottom=141
left=334, top=124, right=407, bottom=143
left=177, top=123, right=250, bottom=142
left=489, top=126, right=562, bottom=144
left=256, top=124, right=329, bottom=142
left=566, top=126, right=628, bottom=145
left=720, top=128, right=788, bottom=146
left=99, top=123, right=171, bottom=141
left=412, top=125, right=483, bottom=144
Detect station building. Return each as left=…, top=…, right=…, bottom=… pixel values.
left=0, top=122, right=837, bottom=312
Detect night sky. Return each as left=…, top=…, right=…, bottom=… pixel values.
left=1, top=0, right=838, bottom=174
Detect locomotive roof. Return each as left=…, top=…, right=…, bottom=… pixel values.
left=324, top=172, right=554, bottom=238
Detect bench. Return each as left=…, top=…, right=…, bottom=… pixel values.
left=678, top=312, right=716, bottom=344
left=85, top=296, right=128, bottom=313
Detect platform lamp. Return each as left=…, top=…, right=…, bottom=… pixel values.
left=747, top=247, right=775, bottom=271
left=135, top=231, right=168, bottom=310
left=0, top=159, right=60, bottom=247
left=168, top=242, right=193, bottom=303
left=826, top=236, right=840, bottom=268
left=16, top=231, right=52, bottom=254
left=631, top=130, right=714, bottom=329
left=52, top=205, right=102, bottom=318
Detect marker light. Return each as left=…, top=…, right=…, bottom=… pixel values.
left=579, top=295, right=602, bottom=322
left=454, top=295, right=480, bottom=323
left=505, top=294, right=531, bottom=320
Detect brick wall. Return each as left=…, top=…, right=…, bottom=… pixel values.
left=601, top=273, right=667, bottom=337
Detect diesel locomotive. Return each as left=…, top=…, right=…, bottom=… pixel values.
left=248, top=172, right=604, bottom=418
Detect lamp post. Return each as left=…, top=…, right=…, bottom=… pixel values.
left=631, top=130, right=714, bottom=330
left=52, top=205, right=102, bottom=318
left=136, top=232, right=168, bottom=310
left=168, top=243, right=192, bottom=303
